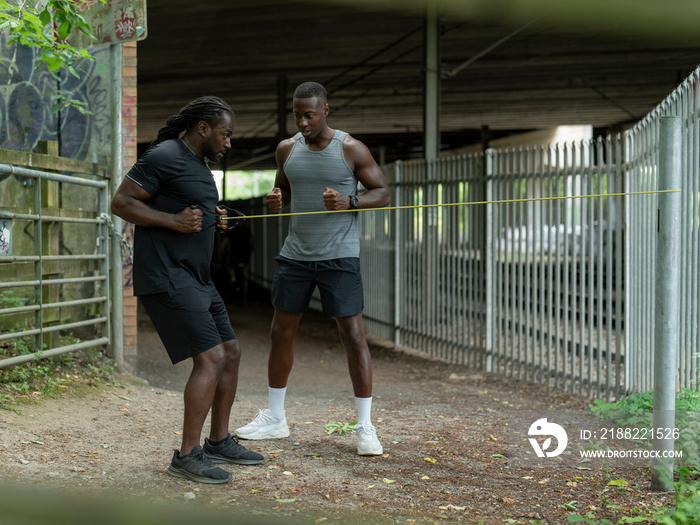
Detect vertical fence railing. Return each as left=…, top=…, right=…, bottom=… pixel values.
left=373, top=155, right=486, bottom=365
left=625, top=118, right=658, bottom=393
left=625, top=70, right=700, bottom=393
left=676, top=75, right=700, bottom=392
left=359, top=170, right=394, bottom=342
left=488, top=141, right=626, bottom=400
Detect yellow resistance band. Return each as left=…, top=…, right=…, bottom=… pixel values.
left=220, top=189, right=680, bottom=221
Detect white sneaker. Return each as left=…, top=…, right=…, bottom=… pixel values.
left=235, top=409, right=290, bottom=440
left=356, top=422, right=383, bottom=456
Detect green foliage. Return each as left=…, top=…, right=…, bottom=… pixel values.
left=590, top=389, right=700, bottom=471
left=0, top=0, right=105, bottom=113
left=652, top=467, right=700, bottom=525
left=569, top=470, right=700, bottom=524
left=572, top=389, right=700, bottom=525
left=323, top=421, right=357, bottom=436
left=0, top=335, right=115, bottom=412
left=222, top=170, right=276, bottom=200
left=0, top=290, right=29, bottom=309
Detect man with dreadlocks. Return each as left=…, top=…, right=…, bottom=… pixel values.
left=235, top=82, right=390, bottom=456
left=111, top=96, right=264, bottom=484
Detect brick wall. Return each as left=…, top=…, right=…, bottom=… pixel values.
left=121, top=42, right=138, bottom=367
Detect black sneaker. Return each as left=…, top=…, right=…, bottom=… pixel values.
left=203, top=433, right=265, bottom=465
left=167, top=446, right=232, bottom=484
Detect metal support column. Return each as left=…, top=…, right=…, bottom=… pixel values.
left=423, top=6, right=441, bottom=341
left=651, top=116, right=681, bottom=492
left=423, top=4, right=440, bottom=161
left=109, top=43, right=124, bottom=372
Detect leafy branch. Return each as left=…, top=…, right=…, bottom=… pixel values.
left=0, top=0, right=105, bottom=113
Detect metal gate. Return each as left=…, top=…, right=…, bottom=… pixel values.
left=0, top=151, right=111, bottom=368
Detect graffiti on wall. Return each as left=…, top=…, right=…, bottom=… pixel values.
left=71, top=0, right=147, bottom=48
left=0, top=34, right=112, bottom=177
left=121, top=222, right=134, bottom=290
left=0, top=219, right=11, bottom=255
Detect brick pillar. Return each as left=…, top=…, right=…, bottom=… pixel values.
left=121, top=41, right=138, bottom=368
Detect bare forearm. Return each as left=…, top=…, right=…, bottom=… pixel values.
left=111, top=196, right=202, bottom=233
left=112, top=196, right=175, bottom=228
left=356, top=186, right=390, bottom=209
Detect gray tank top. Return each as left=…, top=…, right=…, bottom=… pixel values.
left=279, top=130, right=360, bottom=261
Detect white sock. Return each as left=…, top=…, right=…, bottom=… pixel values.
left=268, top=386, right=287, bottom=419
left=355, top=396, right=373, bottom=425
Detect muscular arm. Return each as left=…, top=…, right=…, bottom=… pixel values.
left=323, top=135, right=391, bottom=211
left=110, top=178, right=203, bottom=233
left=266, top=139, right=294, bottom=211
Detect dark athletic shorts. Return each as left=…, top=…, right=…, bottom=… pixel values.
left=140, top=283, right=236, bottom=365
left=271, top=256, right=364, bottom=318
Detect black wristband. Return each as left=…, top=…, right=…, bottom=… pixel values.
left=348, top=195, right=358, bottom=210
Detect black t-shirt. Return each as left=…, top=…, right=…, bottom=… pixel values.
left=125, top=139, right=220, bottom=296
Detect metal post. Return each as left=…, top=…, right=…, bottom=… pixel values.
left=485, top=150, right=494, bottom=372
left=393, top=161, right=403, bottom=348
left=423, top=6, right=440, bottom=344
left=109, top=43, right=124, bottom=372
left=34, top=166, right=43, bottom=356
left=651, top=116, right=681, bottom=492
left=423, top=4, right=440, bottom=161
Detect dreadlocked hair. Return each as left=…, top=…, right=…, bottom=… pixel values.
left=151, top=96, right=234, bottom=147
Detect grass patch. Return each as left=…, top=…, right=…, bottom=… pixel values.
left=0, top=336, right=116, bottom=413
left=567, top=389, right=700, bottom=524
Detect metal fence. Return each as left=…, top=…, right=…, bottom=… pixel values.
left=489, top=139, right=626, bottom=400
left=625, top=72, right=700, bottom=395
left=242, top=68, right=700, bottom=401
left=0, top=163, right=111, bottom=368
left=357, top=141, right=627, bottom=401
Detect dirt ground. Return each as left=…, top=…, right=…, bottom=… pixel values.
left=0, top=289, right=671, bottom=524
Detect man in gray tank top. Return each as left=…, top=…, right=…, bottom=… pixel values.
left=236, top=82, right=390, bottom=456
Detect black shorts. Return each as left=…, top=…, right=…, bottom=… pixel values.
left=271, top=256, right=364, bottom=318
left=140, top=284, right=236, bottom=365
